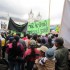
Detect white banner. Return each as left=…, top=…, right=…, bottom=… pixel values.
left=60, top=0, right=70, bottom=49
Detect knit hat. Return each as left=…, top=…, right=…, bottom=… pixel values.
left=45, top=48, right=55, bottom=59
left=30, top=40, right=36, bottom=46
left=37, top=46, right=48, bottom=52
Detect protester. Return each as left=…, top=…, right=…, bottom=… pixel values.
left=6, top=37, right=14, bottom=54
left=37, top=46, right=48, bottom=57
left=32, top=34, right=38, bottom=41
left=45, top=34, right=48, bottom=44
left=34, top=46, right=48, bottom=70
left=35, top=48, right=55, bottom=70
left=25, top=34, right=31, bottom=49
left=54, top=37, right=68, bottom=70
left=36, top=38, right=42, bottom=48
left=22, top=33, right=28, bottom=41
left=0, top=31, right=69, bottom=70
left=0, top=34, right=6, bottom=59
left=45, top=37, right=53, bottom=48
left=16, top=33, right=27, bottom=51
left=0, top=36, right=1, bottom=58
left=6, top=36, right=24, bottom=70
left=41, top=33, right=48, bottom=44
left=41, top=38, right=46, bottom=46
left=23, top=40, right=40, bottom=70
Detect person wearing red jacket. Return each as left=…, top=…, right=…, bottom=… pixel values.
left=23, top=40, right=40, bottom=70
left=6, top=36, right=24, bottom=70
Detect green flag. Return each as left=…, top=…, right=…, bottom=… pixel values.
left=27, top=19, right=50, bottom=35
left=55, top=25, right=60, bottom=33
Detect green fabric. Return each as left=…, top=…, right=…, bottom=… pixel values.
left=27, top=19, right=50, bottom=35
left=55, top=25, right=60, bottom=33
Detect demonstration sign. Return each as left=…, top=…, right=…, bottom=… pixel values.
left=27, top=20, right=50, bottom=35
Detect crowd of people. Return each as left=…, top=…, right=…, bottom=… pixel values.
left=0, top=32, right=70, bottom=70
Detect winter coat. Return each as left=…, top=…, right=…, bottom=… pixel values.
left=6, top=42, right=24, bottom=62
left=35, top=58, right=55, bottom=70
left=23, top=48, right=40, bottom=62
left=19, top=39, right=26, bottom=50
left=55, top=46, right=68, bottom=70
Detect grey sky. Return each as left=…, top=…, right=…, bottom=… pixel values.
left=0, top=0, right=65, bottom=25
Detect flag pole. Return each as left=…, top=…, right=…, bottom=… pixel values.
left=48, top=0, right=51, bottom=32
left=49, top=0, right=51, bottom=20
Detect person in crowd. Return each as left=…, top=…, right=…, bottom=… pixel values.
left=45, top=34, right=48, bottom=44
left=41, top=38, right=46, bottom=46
left=6, top=33, right=13, bottom=41
left=34, top=46, right=48, bottom=70
left=55, top=34, right=58, bottom=38
left=1, top=32, right=6, bottom=39
left=35, top=48, right=55, bottom=70
left=41, top=39, right=45, bottom=45
left=37, top=46, right=48, bottom=57
left=23, top=40, right=40, bottom=70
left=54, top=37, right=68, bottom=70
left=22, top=33, right=28, bottom=41
left=0, top=37, right=1, bottom=58
left=45, top=37, right=53, bottom=48
left=25, top=34, right=31, bottom=49
left=41, top=33, right=48, bottom=44
left=16, top=33, right=27, bottom=51
left=16, top=33, right=27, bottom=70
left=37, top=35, right=41, bottom=39
left=6, top=37, right=14, bottom=53
left=51, top=34, right=58, bottom=45
left=48, top=33, right=52, bottom=38
left=36, top=38, right=42, bottom=48
left=6, top=36, right=24, bottom=70
left=32, top=34, right=38, bottom=41
left=0, top=34, right=6, bottom=58
left=6, top=35, right=14, bottom=44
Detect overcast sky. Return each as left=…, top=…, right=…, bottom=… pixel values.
left=0, top=0, right=65, bottom=25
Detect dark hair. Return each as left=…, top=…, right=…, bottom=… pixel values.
left=48, top=37, right=53, bottom=48
left=9, top=37, right=14, bottom=43
left=51, top=34, right=55, bottom=39
left=55, top=34, right=58, bottom=37
left=12, top=40, right=17, bottom=49
left=37, top=35, right=41, bottom=38
left=41, top=39, right=46, bottom=44
left=55, top=37, right=64, bottom=46
left=14, top=36, right=19, bottom=42
left=12, top=40, right=17, bottom=54
left=32, top=34, right=38, bottom=41
left=1, top=33, right=5, bottom=38
left=24, top=32, right=27, bottom=37
left=16, top=33, right=21, bottom=37
left=46, top=34, right=48, bottom=37
left=48, top=38, right=52, bottom=44
left=27, top=34, right=31, bottom=39
left=37, top=38, right=41, bottom=43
